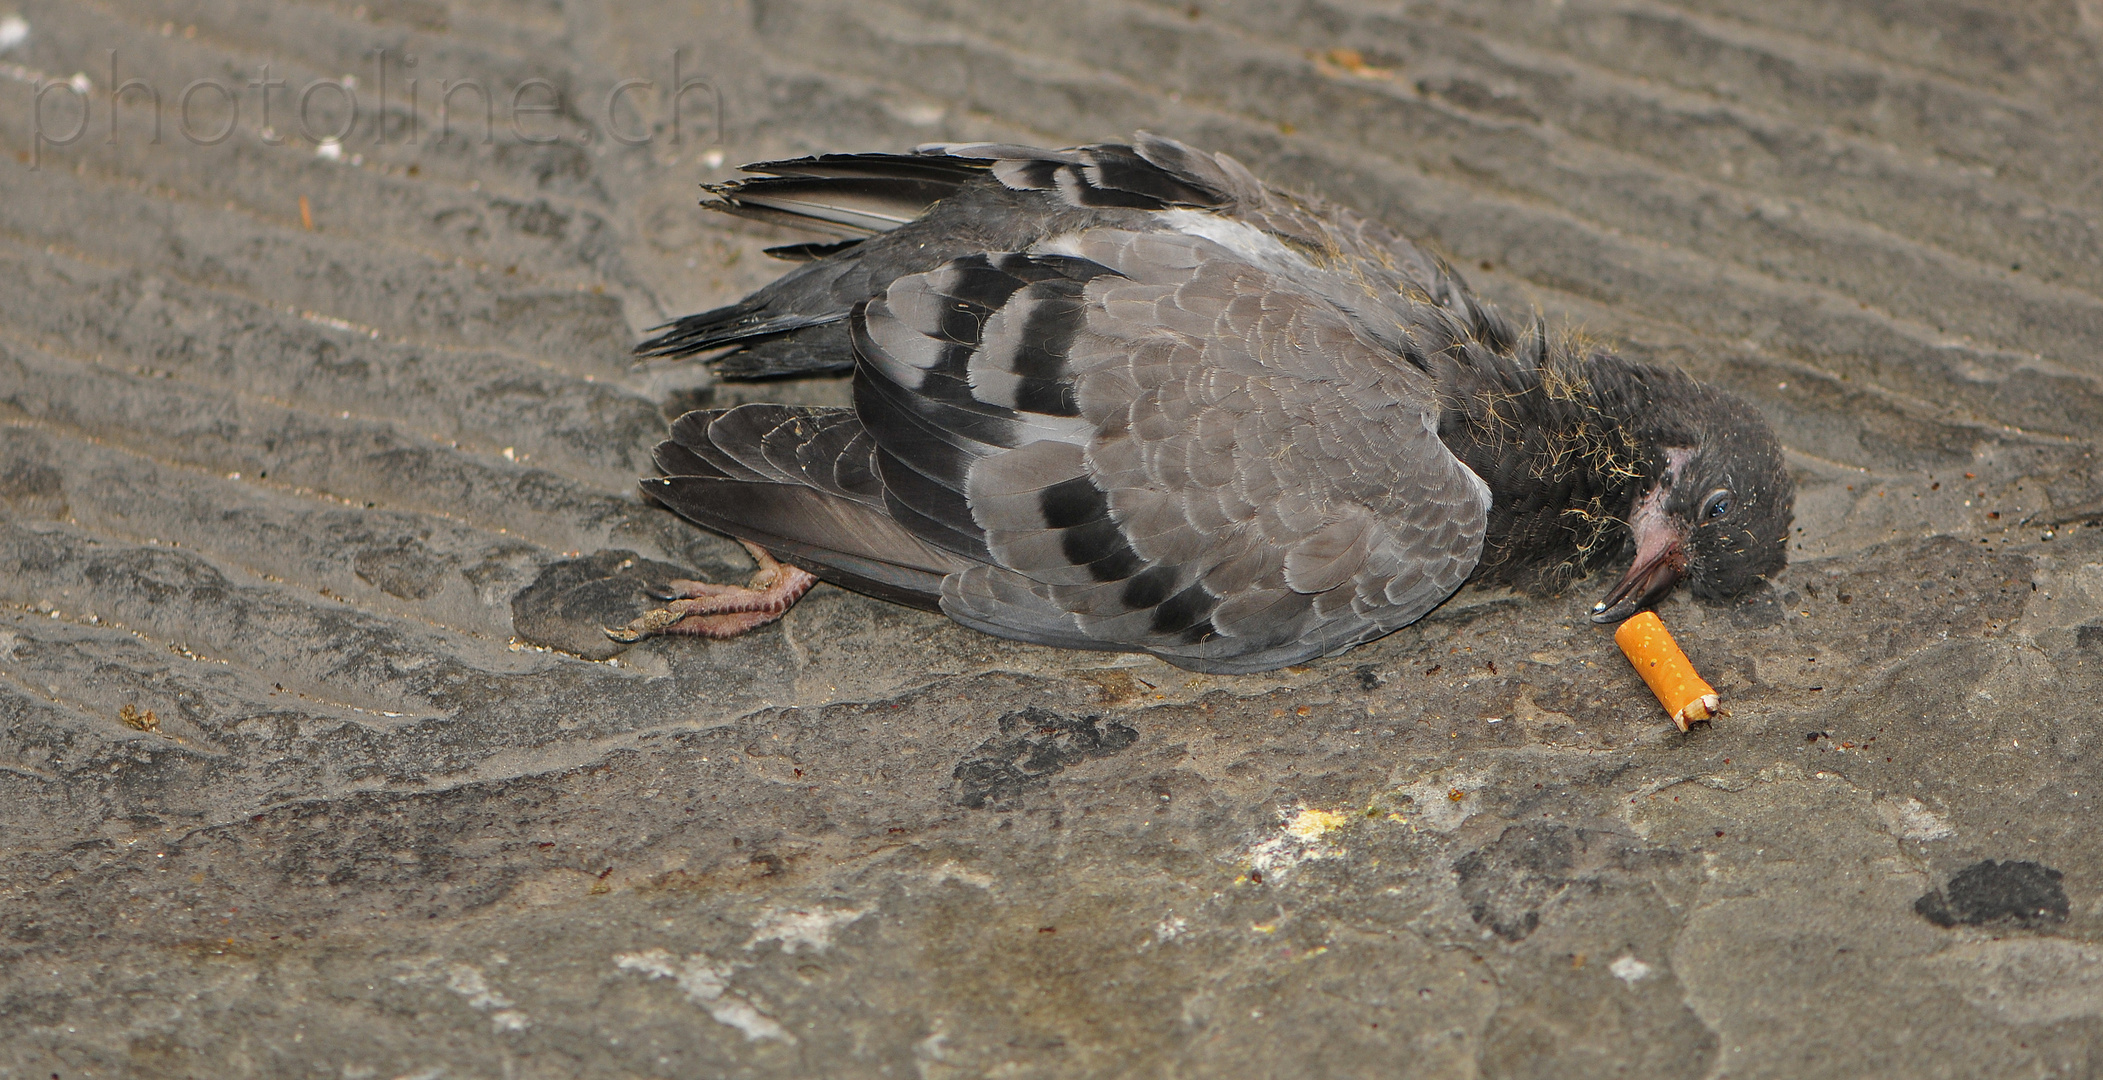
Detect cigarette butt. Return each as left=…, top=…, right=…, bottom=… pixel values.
left=1614, top=610, right=1719, bottom=731
left=299, top=195, right=313, bottom=231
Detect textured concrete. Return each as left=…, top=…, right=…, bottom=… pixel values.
left=3, top=1, right=2103, bottom=1077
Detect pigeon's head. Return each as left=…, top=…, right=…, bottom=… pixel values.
left=1591, top=384, right=1794, bottom=623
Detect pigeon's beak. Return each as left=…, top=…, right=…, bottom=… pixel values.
left=1590, top=487, right=1689, bottom=624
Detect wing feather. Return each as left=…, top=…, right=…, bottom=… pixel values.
left=855, top=226, right=1497, bottom=670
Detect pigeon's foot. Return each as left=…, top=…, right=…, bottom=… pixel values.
left=606, top=541, right=817, bottom=642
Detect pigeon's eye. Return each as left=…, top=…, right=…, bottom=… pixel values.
left=1701, top=489, right=1733, bottom=520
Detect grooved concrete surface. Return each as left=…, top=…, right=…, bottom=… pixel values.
left=4, top=2, right=2103, bottom=1077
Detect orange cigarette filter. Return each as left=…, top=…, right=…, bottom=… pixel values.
left=1614, top=610, right=1719, bottom=731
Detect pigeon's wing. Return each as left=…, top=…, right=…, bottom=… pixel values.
left=639, top=132, right=1515, bottom=381
left=646, top=404, right=971, bottom=609
left=852, top=227, right=1492, bottom=673
left=636, top=140, right=1229, bottom=375
left=920, top=133, right=1518, bottom=351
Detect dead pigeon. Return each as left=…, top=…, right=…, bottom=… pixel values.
left=615, top=134, right=1793, bottom=673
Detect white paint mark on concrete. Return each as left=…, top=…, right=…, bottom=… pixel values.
left=393, top=958, right=529, bottom=1032
left=926, top=862, right=995, bottom=890
left=746, top=906, right=870, bottom=955
left=614, top=949, right=678, bottom=980
left=443, top=964, right=504, bottom=1008
left=442, top=964, right=529, bottom=1031
left=1610, top=955, right=1653, bottom=984
left=615, top=949, right=791, bottom=1043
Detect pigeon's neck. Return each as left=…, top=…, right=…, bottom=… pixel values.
left=1437, top=348, right=1658, bottom=593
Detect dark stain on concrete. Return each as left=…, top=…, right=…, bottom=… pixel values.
left=1454, top=823, right=1685, bottom=943
left=952, top=707, right=1139, bottom=809
left=1915, top=859, right=2070, bottom=929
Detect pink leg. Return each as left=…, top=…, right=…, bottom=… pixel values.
left=606, top=541, right=818, bottom=642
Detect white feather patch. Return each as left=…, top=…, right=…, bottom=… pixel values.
left=1154, top=209, right=1315, bottom=278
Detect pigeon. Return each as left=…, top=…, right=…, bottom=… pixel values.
left=613, top=133, right=1794, bottom=674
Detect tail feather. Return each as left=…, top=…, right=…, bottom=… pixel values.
left=645, top=477, right=958, bottom=609
left=635, top=303, right=848, bottom=361
left=706, top=324, right=856, bottom=379
left=744, top=152, right=993, bottom=184
left=636, top=152, right=992, bottom=366
left=702, top=175, right=970, bottom=236
left=694, top=152, right=988, bottom=238
left=763, top=238, right=864, bottom=262
left=649, top=404, right=969, bottom=608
